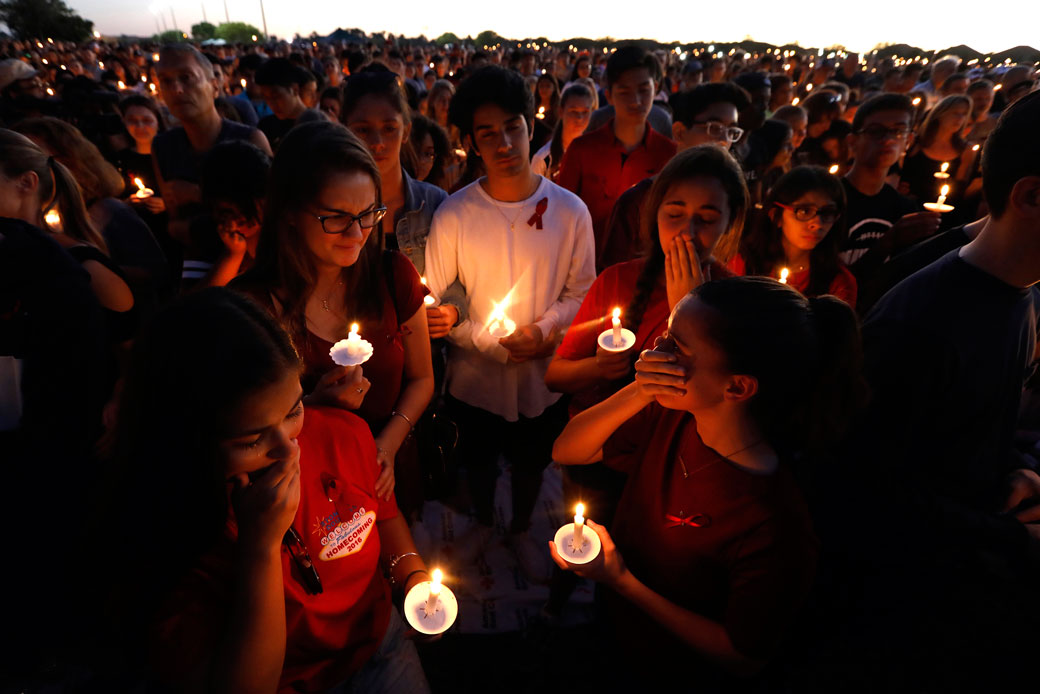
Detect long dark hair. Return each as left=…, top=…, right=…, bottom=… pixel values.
left=341, top=64, right=416, bottom=170
left=408, top=114, right=451, bottom=188
left=546, top=83, right=593, bottom=181
left=241, top=120, right=384, bottom=335
left=107, top=289, right=301, bottom=619
left=694, top=276, right=867, bottom=455
left=739, top=166, right=846, bottom=297
left=625, top=146, right=749, bottom=334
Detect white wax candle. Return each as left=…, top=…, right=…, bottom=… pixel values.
left=611, top=308, right=621, bottom=347
left=937, top=184, right=949, bottom=206
left=572, top=503, right=585, bottom=552
left=348, top=323, right=361, bottom=342
left=425, top=568, right=443, bottom=616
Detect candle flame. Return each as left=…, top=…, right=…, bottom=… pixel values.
left=133, top=177, right=145, bottom=191
left=430, top=568, right=443, bottom=593
left=152, top=52, right=160, bottom=62
left=420, top=276, right=428, bottom=286
left=805, top=83, right=813, bottom=91
left=46, top=87, right=54, bottom=96
left=350, top=322, right=359, bottom=334
left=829, top=164, right=839, bottom=174
left=576, top=503, right=585, bottom=518
left=940, top=184, right=950, bottom=197
left=612, top=307, right=620, bottom=320
left=779, top=267, right=790, bottom=284
left=940, top=162, right=949, bottom=173
left=791, top=97, right=799, bottom=106
left=44, top=209, right=61, bottom=227
left=972, top=144, right=980, bottom=152
left=117, top=80, right=125, bottom=90
left=240, top=78, right=247, bottom=88
left=98, top=61, right=104, bottom=70
left=912, top=97, right=921, bottom=106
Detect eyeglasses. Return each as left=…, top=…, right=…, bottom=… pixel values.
left=691, top=119, right=744, bottom=143
left=775, top=202, right=841, bottom=223
left=283, top=527, right=323, bottom=595
left=855, top=124, right=911, bottom=140
left=312, top=205, right=387, bottom=234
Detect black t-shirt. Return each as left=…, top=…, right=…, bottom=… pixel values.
left=856, top=224, right=971, bottom=315
left=839, top=178, right=919, bottom=266
left=258, top=114, right=296, bottom=151
left=856, top=250, right=1035, bottom=560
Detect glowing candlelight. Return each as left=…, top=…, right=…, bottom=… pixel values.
left=117, top=80, right=125, bottom=90
left=487, top=300, right=516, bottom=339
left=133, top=177, right=154, bottom=199
left=912, top=96, right=922, bottom=106
left=923, top=184, right=955, bottom=213
left=934, top=161, right=950, bottom=179
left=46, top=87, right=54, bottom=96
left=805, top=83, right=813, bottom=92
left=536, top=106, right=545, bottom=120
left=141, top=75, right=147, bottom=82
left=98, top=61, right=104, bottom=70
left=240, top=78, right=247, bottom=89
left=149, top=83, right=156, bottom=93
left=791, top=97, right=799, bottom=106
left=329, top=322, right=374, bottom=366
left=421, top=276, right=436, bottom=306
left=611, top=308, right=622, bottom=347
left=425, top=568, right=443, bottom=616
left=44, top=209, right=61, bottom=228
left=152, top=52, right=160, bottom=62
left=829, top=164, right=839, bottom=174
left=572, top=503, right=586, bottom=551
left=972, top=144, right=980, bottom=152
left=779, top=267, right=790, bottom=284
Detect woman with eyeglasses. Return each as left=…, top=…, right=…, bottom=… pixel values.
left=728, top=166, right=857, bottom=305
left=106, top=288, right=432, bottom=693
left=233, top=120, right=434, bottom=504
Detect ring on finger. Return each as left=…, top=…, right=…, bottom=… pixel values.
left=355, top=387, right=364, bottom=393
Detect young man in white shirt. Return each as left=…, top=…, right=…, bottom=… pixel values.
left=424, top=66, right=596, bottom=582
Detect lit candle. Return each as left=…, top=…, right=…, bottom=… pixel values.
left=487, top=300, right=516, bottom=339
left=923, top=184, right=955, bottom=213
left=152, top=52, right=160, bottom=62
left=791, top=97, right=799, bottom=106
left=149, top=83, right=156, bottom=93
left=912, top=96, right=921, bottom=106
left=425, top=568, right=443, bottom=616
left=937, top=184, right=949, bottom=206
left=98, top=61, right=104, bottom=70
left=572, top=503, right=585, bottom=551
left=348, top=322, right=361, bottom=343
left=536, top=106, right=545, bottom=120
left=421, top=276, right=436, bottom=306
left=44, top=209, right=61, bottom=229
left=117, top=80, right=125, bottom=90
left=779, top=267, right=790, bottom=284
left=133, top=177, right=154, bottom=199
left=972, top=144, right=980, bottom=152
left=933, top=161, right=950, bottom=179
left=611, top=308, right=622, bottom=348
left=46, top=87, right=54, bottom=96
left=805, top=83, right=813, bottom=92
left=329, top=322, right=374, bottom=365
left=829, top=164, right=839, bottom=174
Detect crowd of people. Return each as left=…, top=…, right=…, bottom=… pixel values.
left=2, top=31, right=1040, bottom=693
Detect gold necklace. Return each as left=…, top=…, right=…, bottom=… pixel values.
left=677, top=436, right=766, bottom=479
left=320, top=278, right=344, bottom=312
left=491, top=200, right=527, bottom=231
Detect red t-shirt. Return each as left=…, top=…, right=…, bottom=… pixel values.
left=558, top=121, right=676, bottom=262
left=727, top=254, right=858, bottom=306
left=602, top=403, right=818, bottom=670
left=151, top=406, right=398, bottom=693
left=243, top=251, right=425, bottom=431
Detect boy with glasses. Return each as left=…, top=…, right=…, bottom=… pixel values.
left=558, top=46, right=676, bottom=265
left=840, top=93, right=940, bottom=300
left=597, top=82, right=747, bottom=270
left=424, top=66, right=595, bottom=582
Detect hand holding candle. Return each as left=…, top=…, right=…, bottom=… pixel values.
left=487, top=300, right=516, bottom=339
left=421, top=276, right=436, bottom=307
left=133, top=177, right=154, bottom=199
left=553, top=502, right=601, bottom=564
left=404, top=566, right=458, bottom=635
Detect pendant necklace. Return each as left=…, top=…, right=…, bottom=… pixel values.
left=320, top=278, right=344, bottom=312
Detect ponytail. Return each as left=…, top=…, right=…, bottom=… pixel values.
left=693, top=277, right=867, bottom=456
left=0, top=129, right=107, bottom=253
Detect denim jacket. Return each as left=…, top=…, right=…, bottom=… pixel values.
left=394, top=171, right=468, bottom=323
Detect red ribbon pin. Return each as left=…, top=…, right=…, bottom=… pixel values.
left=527, top=197, right=548, bottom=229
left=665, top=512, right=711, bottom=529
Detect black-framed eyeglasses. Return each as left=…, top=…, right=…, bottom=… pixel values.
left=855, top=124, right=911, bottom=140
left=775, top=202, right=841, bottom=223
left=691, top=119, right=744, bottom=143
left=312, top=205, right=387, bottom=234
left=283, top=527, right=323, bottom=595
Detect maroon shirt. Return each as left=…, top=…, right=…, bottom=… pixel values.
left=558, top=120, right=676, bottom=265
left=602, top=403, right=818, bottom=670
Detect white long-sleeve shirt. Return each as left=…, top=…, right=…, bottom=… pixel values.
left=425, top=176, right=596, bottom=421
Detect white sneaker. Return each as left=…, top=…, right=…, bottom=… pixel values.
left=507, top=530, right=551, bottom=585
left=451, top=522, right=495, bottom=566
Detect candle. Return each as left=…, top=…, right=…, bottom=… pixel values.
left=536, top=106, right=545, bottom=120
left=152, top=52, right=160, bottom=62
left=133, top=177, right=154, bottom=199
left=972, top=144, right=980, bottom=152
left=611, top=308, right=622, bottom=347
left=46, top=87, right=54, bottom=96
left=487, top=300, right=516, bottom=339
left=149, top=83, right=156, bottom=93
left=425, top=568, right=443, bottom=616
left=791, top=97, right=799, bottom=106
left=923, top=184, right=955, bottom=213
left=240, top=78, right=247, bottom=89
left=828, top=164, right=839, bottom=174
left=98, top=61, right=104, bottom=70
left=421, top=276, right=436, bottom=306
left=779, top=267, right=790, bottom=284
left=573, top=503, right=585, bottom=551
left=348, top=322, right=361, bottom=343
left=117, top=80, right=125, bottom=90
left=912, top=96, right=921, bottom=106
left=44, top=209, right=61, bottom=228
left=330, top=322, right=374, bottom=365
left=933, top=161, right=950, bottom=179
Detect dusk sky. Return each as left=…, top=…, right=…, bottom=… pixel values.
left=66, top=0, right=1037, bottom=54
